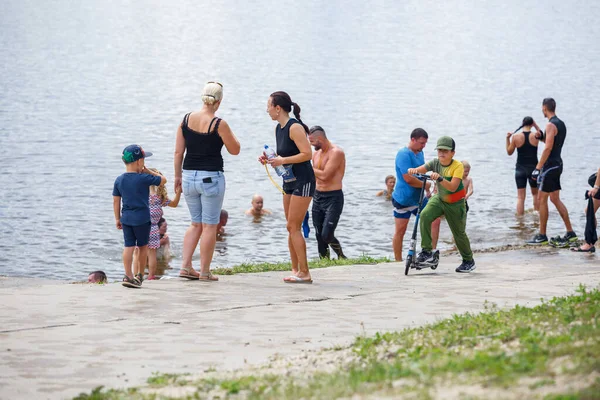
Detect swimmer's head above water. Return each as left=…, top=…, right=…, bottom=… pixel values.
left=88, top=271, right=107, bottom=284
left=219, top=209, right=229, bottom=226
left=251, top=194, right=264, bottom=212
left=385, top=175, right=396, bottom=192
left=158, top=217, right=167, bottom=235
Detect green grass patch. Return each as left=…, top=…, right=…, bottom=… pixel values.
left=73, top=386, right=140, bottom=400
left=211, top=254, right=391, bottom=275
left=74, top=285, right=600, bottom=400
left=544, top=377, right=600, bottom=400
left=146, top=372, right=185, bottom=386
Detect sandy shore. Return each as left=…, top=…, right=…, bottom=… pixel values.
left=0, top=248, right=598, bottom=399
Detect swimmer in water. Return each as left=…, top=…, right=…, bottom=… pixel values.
left=376, top=175, right=396, bottom=200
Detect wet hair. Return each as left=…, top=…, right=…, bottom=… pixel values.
left=309, top=125, right=327, bottom=137
left=157, top=217, right=166, bottom=229
left=542, top=98, right=556, bottom=112
left=270, top=91, right=309, bottom=133
left=410, top=128, right=429, bottom=140
left=202, top=81, right=223, bottom=105
left=522, top=116, right=534, bottom=126
left=89, top=271, right=107, bottom=284
left=385, top=175, right=396, bottom=184
left=148, top=168, right=169, bottom=204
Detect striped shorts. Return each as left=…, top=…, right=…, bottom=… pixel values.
left=283, top=180, right=316, bottom=197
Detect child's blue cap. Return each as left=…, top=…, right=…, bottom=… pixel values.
left=122, top=144, right=153, bottom=163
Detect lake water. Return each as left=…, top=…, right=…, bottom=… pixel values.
left=1, top=0, right=599, bottom=280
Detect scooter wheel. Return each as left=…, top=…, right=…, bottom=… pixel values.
left=405, top=255, right=412, bottom=276
left=430, top=263, right=438, bottom=270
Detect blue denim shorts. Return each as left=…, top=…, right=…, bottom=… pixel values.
left=182, top=170, right=226, bottom=224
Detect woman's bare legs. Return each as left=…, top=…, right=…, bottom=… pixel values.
left=199, top=223, right=219, bottom=279
left=283, top=195, right=312, bottom=281
left=283, top=195, right=300, bottom=274
left=180, top=223, right=202, bottom=277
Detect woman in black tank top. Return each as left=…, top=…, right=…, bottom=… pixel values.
left=506, top=116, right=541, bottom=215
left=174, top=81, right=240, bottom=281
left=260, top=91, right=315, bottom=284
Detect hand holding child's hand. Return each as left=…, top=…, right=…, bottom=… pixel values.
left=116, top=220, right=122, bottom=230
left=174, top=177, right=182, bottom=193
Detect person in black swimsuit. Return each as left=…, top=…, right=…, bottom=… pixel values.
left=260, top=91, right=315, bottom=284
left=506, top=116, right=540, bottom=215
left=527, top=98, right=577, bottom=245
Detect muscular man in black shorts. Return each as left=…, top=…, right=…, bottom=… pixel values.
left=527, top=98, right=577, bottom=246
left=308, top=126, right=347, bottom=259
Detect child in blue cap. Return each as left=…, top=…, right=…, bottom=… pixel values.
left=113, top=145, right=166, bottom=288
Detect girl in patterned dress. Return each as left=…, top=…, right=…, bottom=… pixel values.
left=135, top=169, right=181, bottom=280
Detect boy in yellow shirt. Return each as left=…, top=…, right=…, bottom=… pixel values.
left=408, top=136, right=475, bottom=273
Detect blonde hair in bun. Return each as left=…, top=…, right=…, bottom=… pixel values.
left=202, top=81, right=223, bottom=105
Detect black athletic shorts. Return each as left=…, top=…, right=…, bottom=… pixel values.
left=539, top=164, right=562, bottom=193
left=283, top=180, right=316, bottom=197
left=515, top=164, right=538, bottom=189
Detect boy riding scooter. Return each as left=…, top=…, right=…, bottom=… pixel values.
left=407, top=136, right=476, bottom=273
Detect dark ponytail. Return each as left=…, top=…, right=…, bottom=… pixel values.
left=270, top=91, right=309, bottom=134
left=291, top=102, right=309, bottom=133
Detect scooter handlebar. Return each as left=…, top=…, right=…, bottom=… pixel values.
left=412, top=173, right=434, bottom=181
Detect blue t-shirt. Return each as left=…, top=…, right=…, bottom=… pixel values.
left=112, top=173, right=162, bottom=226
left=392, top=147, right=425, bottom=206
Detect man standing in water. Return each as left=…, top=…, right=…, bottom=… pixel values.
left=392, top=128, right=439, bottom=261
left=528, top=98, right=577, bottom=246
left=308, top=126, right=347, bottom=259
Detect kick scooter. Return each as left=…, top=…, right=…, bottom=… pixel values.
left=405, top=173, right=437, bottom=275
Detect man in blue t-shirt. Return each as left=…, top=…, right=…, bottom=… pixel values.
left=392, top=128, right=439, bottom=261
left=113, top=144, right=166, bottom=288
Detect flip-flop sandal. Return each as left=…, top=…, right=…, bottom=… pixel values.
left=179, top=267, right=200, bottom=280
left=570, top=246, right=595, bottom=253
left=199, top=272, right=218, bottom=282
left=283, top=275, right=313, bottom=284
left=122, top=275, right=141, bottom=289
